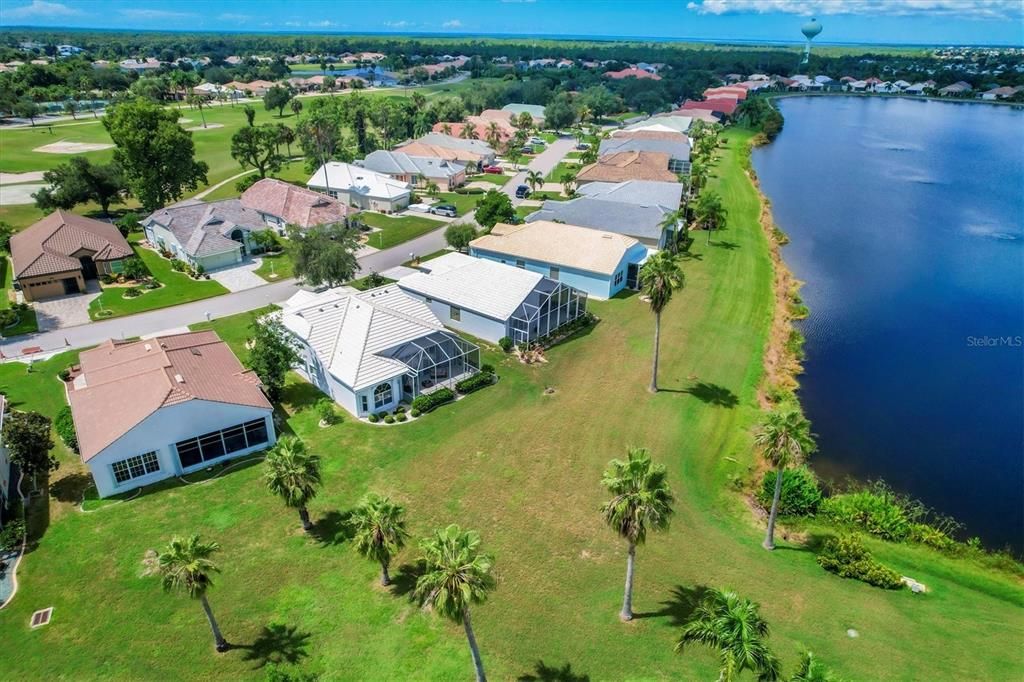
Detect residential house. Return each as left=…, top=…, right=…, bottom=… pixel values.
left=604, top=67, right=661, bottom=80
left=703, top=86, right=748, bottom=100
left=626, top=114, right=694, bottom=134
left=192, top=82, right=225, bottom=96
left=10, top=211, right=133, bottom=301
left=141, top=199, right=264, bottom=272
left=225, top=80, right=276, bottom=96
left=279, top=285, right=481, bottom=418
left=240, top=178, right=351, bottom=233
left=67, top=331, right=276, bottom=498
left=557, top=59, right=574, bottom=69
left=677, top=100, right=729, bottom=119
left=904, top=82, right=929, bottom=95
left=224, top=56, right=243, bottom=65
left=682, top=97, right=739, bottom=117
left=938, top=81, right=973, bottom=96
left=470, top=221, right=650, bottom=299
left=397, top=252, right=588, bottom=345
left=57, top=45, right=83, bottom=57
left=600, top=131, right=691, bottom=174
left=307, top=162, right=412, bottom=213
left=432, top=110, right=517, bottom=144
left=359, top=151, right=466, bottom=191
left=119, top=58, right=161, bottom=73
left=0, top=397, right=12, bottom=516
left=724, top=73, right=744, bottom=82
left=500, top=103, right=546, bottom=125
left=394, top=133, right=497, bottom=167
left=980, top=85, right=1020, bottom=100
left=575, top=151, right=678, bottom=185
left=527, top=180, right=684, bottom=249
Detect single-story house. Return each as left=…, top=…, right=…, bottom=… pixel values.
left=432, top=110, right=518, bottom=144
left=280, top=285, right=481, bottom=418
left=10, top=210, right=134, bottom=301
left=359, top=151, right=467, bottom=191
left=938, top=81, right=973, bottom=96
left=394, top=133, right=497, bottom=167
left=604, top=67, right=661, bottom=80
left=904, top=82, right=929, bottom=95
left=703, top=86, right=748, bottom=100
left=240, top=178, right=351, bottom=233
left=527, top=180, right=684, bottom=249
left=397, top=252, right=588, bottom=345
left=470, top=220, right=650, bottom=299
left=67, top=331, right=276, bottom=498
left=224, top=80, right=277, bottom=96
left=675, top=101, right=727, bottom=121
left=980, top=86, right=1021, bottom=100
left=631, top=114, right=693, bottom=134
left=141, top=199, right=264, bottom=272
left=307, top=162, right=412, bottom=214
left=500, top=103, right=546, bottom=125
left=600, top=131, right=691, bottom=174
left=576, top=151, right=679, bottom=184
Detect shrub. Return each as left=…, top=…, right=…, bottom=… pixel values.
left=455, top=372, right=494, bottom=395
left=907, top=522, right=957, bottom=552
left=100, top=273, right=116, bottom=285
left=235, top=173, right=259, bottom=193
left=54, top=405, right=79, bottom=453
left=384, top=414, right=395, bottom=424
left=58, top=368, right=71, bottom=382
left=120, top=256, right=148, bottom=281
left=115, top=212, right=141, bottom=237
left=821, top=486, right=910, bottom=542
left=376, top=412, right=388, bottom=421
left=0, top=519, right=26, bottom=552
left=411, top=387, right=455, bottom=413
left=144, top=279, right=161, bottom=290
left=757, top=466, right=822, bottom=516
left=316, top=398, right=339, bottom=425
left=498, top=336, right=514, bottom=353
left=367, top=413, right=379, bottom=423
left=123, top=286, right=141, bottom=298
left=395, top=411, right=407, bottom=422
left=816, top=534, right=903, bottom=589
left=480, top=363, right=495, bottom=375
left=410, top=408, right=421, bottom=418
left=395, top=406, right=405, bottom=414
left=0, top=309, right=19, bottom=328
left=170, top=258, right=187, bottom=272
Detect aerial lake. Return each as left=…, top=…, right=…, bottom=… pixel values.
left=752, top=96, right=1024, bottom=553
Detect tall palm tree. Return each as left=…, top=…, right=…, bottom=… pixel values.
left=290, top=98, right=303, bottom=117
left=754, top=408, right=815, bottom=550
left=349, top=493, right=409, bottom=586
left=425, top=180, right=440, bottom=197
left=526, top=170, right=544, bottom=193
left=485, top=120, right=502, bottom=150
left=415, top=525, right=496, bottom=682
left=639, top=251, right=684, bottom=393
left=689, top=158, right=709, bottom=196
left=264, top=437, right=322, bottom=532
left=560, top=172, right=576, bottom=198
left=694, top=191, right=728, bottom=244
left=441, top=122, right=453, bottom=136
left=577, top=105, right=593, bottom=125
left=154, top=534, right=230, bottom=652
left=790, top=651, right=842, bottom=682
left=460, top=124, right=479, bottom=140
left=676, top=588, right=781, bottom=682
left=600, top=447, right=675, bottom=621
left=659, top=209, right=686, bottom=253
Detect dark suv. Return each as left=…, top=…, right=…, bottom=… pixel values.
left=515, top=184, right=531, bottom=199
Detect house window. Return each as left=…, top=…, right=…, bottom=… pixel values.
left=361, top=395, right=369, bottom=412
left=515, top=260, right=526, bottom=269
left=549, top=266, right=560, bottom=279
left=614, top=271, right=624, bottom=286
left=111, top=451, right=160, bottom=485
left=373, top=382, right=393, bottom=409
left=450, top=306, right=461, bottom=321
left=174, top=418, right=270, bottom=470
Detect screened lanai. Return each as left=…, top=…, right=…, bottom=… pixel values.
left=379, top=330, right=481, bottom=397
left=508, top=279, right=588, bottom=345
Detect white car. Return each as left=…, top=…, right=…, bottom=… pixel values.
left=529, top=136, right=545, bottom=145
left=407, top=203, right=433, bottom=213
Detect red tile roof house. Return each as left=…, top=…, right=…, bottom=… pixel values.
left=240, top=178, right=352, bottom=233
left=680, top=97, right=739, bottom=117
left=703, top=86, right=748, bottom=100
left=604, top=67, right=662, bottom=80
left=10, top=210, right=133, bottom=302
left=67, top=330, right=276, bottom=498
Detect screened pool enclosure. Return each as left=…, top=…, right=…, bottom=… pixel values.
left=508, top=279, right=588, bottom=345
left=380, top=330, right=481, bottom=397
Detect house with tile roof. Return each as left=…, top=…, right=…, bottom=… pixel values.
left=306, top=162, right=412, bottom=213
left=575, top=151, right=678, bottom=185
left=394, top=133, right=497, bottom=167
left=240, top=178, right=352, bottom=233
left=67, top=331, right=275, bottom=497
left=141, top=199, right=265, bottom=272
left=280, top=284, right=481, bottom=418
left=600, top=131, right=691, bottom=174
left=10, top=210, right=134, bottom=302
left=604, top=67, right=661, bottom=80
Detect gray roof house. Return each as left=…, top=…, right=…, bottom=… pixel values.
left=358, top=151, right=467, bottom=191
left=598, top=134, right=691, bottom=173
left=526, top=180, right=683, bottom=249
left=141, top=199, right=263, bottom=272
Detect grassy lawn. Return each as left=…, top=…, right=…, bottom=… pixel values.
left=88, top=235, right=228, bottom=320
left=403, top=248, right=451, bottom=267
left=348, top=274, right=398, bottom=291
left=546, top=160, right=582, bottom=183
left=514, top=205, right=536, bottom=221
left=253, top=245, right=295, bottom=282
left=358, top=213, right=446, bottom=250
left=466, top=173, right=512, bottom=187
left=1, top=129, right=1021, bottom=681
left=434, top=191, right=483, bottom=216
left=0, top=255, right=40, bottom=337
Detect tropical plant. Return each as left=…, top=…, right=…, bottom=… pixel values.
left=600, top=447, right=675, bottom=621
left=484, top=120, right=502, bottom=149
left=816, top=534, right=903, bottom=589
left=460, top=124, right=479, bottom=140
left=638, top=251, right=684, bottom=392
left=152, top=534, right=230, bottom=652
left=414, top=525, right=496, bottom=682
left=445, top=222, right=477, bottom=252
left=525, top=170, right=544, bottom=193
left=757, top=467, right=822, bottom=517
left=290, top=98, right=303, bottom=117
left=790, top=651, right=844, bottom=682
left=264, top=437, right=322, bottom=531
left=676, top=588, right=781, bottom=682
left=659, top=209, right=686, bottom=253
left=754, top=408, right=816, bottom=550
left=559, top=172, right=576, bottom=198
left=424, top=180, right=440, bottom=197
left=247, top=315, right=300, bottom=401
left=349, top=493, right=409, bottom=585
left=694, top=191, right=728, bottom=244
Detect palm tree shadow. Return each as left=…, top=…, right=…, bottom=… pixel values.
left=309, top=509, right=354, bottom=546
left=234, top=623, right=311, bottom=669
left=714, top=240, right=740, bottom=250
left=632, top=584, right=711, bottom=626
left=684, top=381, right=739, bottom=408
left=678, top=250, right=703, bottom=262
left=388, top=561, right=426, bottom=601
left=518, top=660, right=591, bottom=682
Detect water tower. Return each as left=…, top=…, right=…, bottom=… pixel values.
left=801, top=18, right=823, bottom=66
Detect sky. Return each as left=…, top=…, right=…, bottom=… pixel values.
left=1, top=0, right=1022, bottom=46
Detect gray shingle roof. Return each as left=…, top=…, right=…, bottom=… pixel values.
left=599, top=135, right=691, bottom=160
left=360, top=151, right=466, bottom=179
left=143, top=199, right=262, bottom=258
left=526, top=197, right=674, bottom=243
left=576, top=180, right=683, bottom=209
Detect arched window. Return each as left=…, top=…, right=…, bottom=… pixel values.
left=373, top=382, right=392, bottom=409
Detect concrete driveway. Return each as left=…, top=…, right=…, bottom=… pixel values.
left=34, top=281, right=101, bottom=331
left=502, top=136, right=576, bottom=205
left=208, top=259, right=267, bottom=292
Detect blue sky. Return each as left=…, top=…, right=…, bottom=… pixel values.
left=2, top=0, right=1022, bottom=46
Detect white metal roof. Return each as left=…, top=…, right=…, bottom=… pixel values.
left=306, top=162, right=411, bottom=201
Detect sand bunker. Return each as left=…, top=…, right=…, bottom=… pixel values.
left=178, top=118, right=193, bottom=123
left=186, top=123, right=224, bottom=131
left=34, top=141, right=114, bottom=154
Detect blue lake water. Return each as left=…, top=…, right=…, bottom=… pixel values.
left=752, top=96, right=1024, bottom=553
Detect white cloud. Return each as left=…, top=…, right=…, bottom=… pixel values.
left=120, top=8, right=195, bottom=20
left=442, top=19, right=463, bottom=28
left=3, top=0, right=82, bottom=19
left=384, top=20, right=414, bottom=28
left=218, top=13, right=251, bottom=22
left=687, top=0, right=1020, bottom=19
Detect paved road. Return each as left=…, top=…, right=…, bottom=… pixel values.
left=502, top=136, right=576, bottom=205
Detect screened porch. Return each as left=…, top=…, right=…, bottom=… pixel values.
left=379, top=330, right=481, bottom=399
left=508, top=279, right=588, bottom=345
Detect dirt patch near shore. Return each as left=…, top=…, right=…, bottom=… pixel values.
left=34, top=141, right=114, bottom=154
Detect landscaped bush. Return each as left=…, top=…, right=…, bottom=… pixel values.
left=411, top=387, right=455, bottom=414
left=498, top=336, right=513, bottom=353
left=480, top=363, right=495, bottom=375
left=367, top=413, right=379, bottom=423
left=907, top=522, right=957, bottom=552
left=816, top=534, right=903, bottom=589
left=58, top=368, right=71, bottom=381
left=395, top=411, right=407, bottom=422
left=55, top=405, right=79, bottom=453
left=100, top=273, right=116, bottom=285
left=316, top=398, right=339, bottom=426
left=455, top=372, right=495, bottom=395
left=114, top=212, right=141, bottom=237
left=143, top=279, right=161, bottom=290
left=410, top=408, right=421, bottom=418
left=0, top=309, right=19, bottom=328
left=123, top=286, right=142, bottom=298
left=395, top=406, right=405, bottom=414
left=384, top=414, right=395, bottom=424
left=376, top=412, right=388, bottom=421
left=169, top=259, right=187, bottom=272
left=821, top=485, right=910, bottom=542
left=0, top=518, right=25, bottom=552
left=120, top=256, right=148, bottom=281
left=757, top=466, right=822, bottom=516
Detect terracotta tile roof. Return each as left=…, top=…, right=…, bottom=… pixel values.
left=68, top=330, right=272, bottom=461
left=432, top=110, right=517, bottom=143
left=679, top=98, right=738, bottom=116
left=10, top=210, right=133, bottom=279
left=240, top=178, right=350, bottom=228
left=604, top=68, right=661, bottom=80
left=703, top=86, right=748, bottom=100
left=576, top=151, right=677, bottom=183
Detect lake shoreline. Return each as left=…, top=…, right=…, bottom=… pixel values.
left=767, top=90, right=1024, bottom=109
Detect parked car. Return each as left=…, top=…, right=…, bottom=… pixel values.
left=430, top=204, right=458, bottom=217
left=483, top=165, right=504, bottom=174
left=514, top=184, right=531, bottom=199
left=520, top=146, right=534, bottom=155
left=528, top=136, right=545, bottom=145
left=407, top=203, right=432, bottom=213
left=575, top=142, right=591, bottom=150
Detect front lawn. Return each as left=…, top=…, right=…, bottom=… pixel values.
left=253, top=245, right=295, bottom=282
left=88, top=235, right=228, bottom=320
left=546, top=160, right=582, bottom=183
left=0, top=256, right=39, bottom=337
left=434, top=191, right=482, bottom=216
left=466, top=173, right=511, bottom=186
left=358, top=213, right=445, bottom=250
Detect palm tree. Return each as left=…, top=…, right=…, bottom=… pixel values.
left=485, top=120, right=502, bottom=150
left=689, top=158, right=709, bottom=196
left=694, top=191, right=727, bottom=244
left=577, top=105, right=593, bottom=125
left=790, top=651, right=842, bottom=682
left=659, top=208, right=686, bottom=253
left=425, top=180, right=440, bottom=197
left=154, top=534, right=230, bottom=652
left=349, top=493, right=409, bottom=586
left=441, top=122, right=453, bottom=136
left=526, top=170, right=544, bottom=193
left=264, top=437, right=322, bottom=532
left=600, top=447, right=675, bottom=621
left=460, top=124, right=479, bottom=140
left=187, top=94, right=208, bottom=128
left=560, top=172, right=576, bottom=198
left=290, top=98, right=303, bottom=117
left=754, top=408, right=815, bottom=550
left=639, top=251, right=684, bottom=393
left=415, top=525, right=496, bottom=682
left=676, top=588, right=781, bottom=682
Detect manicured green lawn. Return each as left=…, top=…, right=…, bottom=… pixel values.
left=253, top=245, right=295, bottom=282
left=403, top=248, right=450, bottom=266
left=358, top=213, right=445, bottom=250
left=434, top=191, right=482, bottom=216
left=88, top=235, right=228, bottom=320
left=0, top=255, right=39, bottom=337
left=466, top=173, right=511, bottom=187
left=546, top=160, right=581, bottom=183
left=2, top=130, right=1021, bottom=681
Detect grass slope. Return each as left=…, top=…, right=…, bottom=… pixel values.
left=0, top=130, right=1020, bottom=680
left=359, top=213, right=446, bottom=250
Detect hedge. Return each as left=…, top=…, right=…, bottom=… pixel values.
left=55, top=405, right=79, bottom=454
left=411, top=387, right=455, bottom=413
left=758, top=466, right=822, bottom=516
left=456, top=372, right=494, bottom=395
left=816, top=534, right=903, bottom=589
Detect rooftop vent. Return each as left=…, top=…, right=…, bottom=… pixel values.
left=174, top=373, right=185, bottom=384
left=190, top=347, right=202, bottom=356
left=30, top=608, right=53, bottom=629
left=144, top=343, right=152, bottom=351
